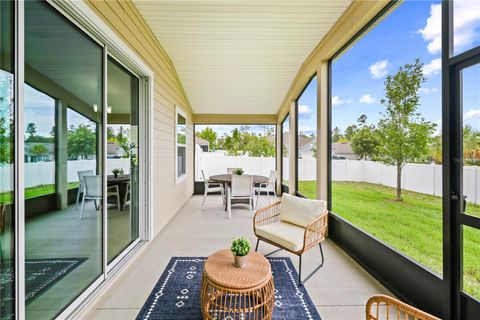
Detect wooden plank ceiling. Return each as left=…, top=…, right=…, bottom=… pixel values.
left=133, top=0, right=352, bottom=115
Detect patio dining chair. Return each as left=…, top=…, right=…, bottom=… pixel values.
left=201, top=170, right=225, bottom=208
left=80, top=175, right=121, bottom=219
left=255, top=169, right=277, bottom=208
left=226, top=174, right=254, bottom=219
left=76, top=170, right=94, bottom=210
left=254, top=193, right=328, bottom=285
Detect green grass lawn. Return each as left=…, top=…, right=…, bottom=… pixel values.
left=0, top=182, right=79, bottom=204
left=298, top=180, right=480, bottom=300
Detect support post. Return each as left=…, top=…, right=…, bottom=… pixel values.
left=289, top=101, right=297, bottom=195
left=317, top=62, right=329, bottom=201
left=55, top=100, right=68, bottom=209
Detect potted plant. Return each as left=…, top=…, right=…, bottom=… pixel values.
left=112, top=168, right=121, bottom=178
left=231, top=237, right=251, bottom=268
left=233, top=168, right=244, bottom=175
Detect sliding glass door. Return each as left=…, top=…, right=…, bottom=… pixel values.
left=0, top=1, right=15, bottom=319
left=24, top=1, right=104, bottom=318
left=0, top=1, right=148, bottom=318
left=106, top=56, right=139, bottom=263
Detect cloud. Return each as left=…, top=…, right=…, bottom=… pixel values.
left=332, top=96, right=349, bottom=106
left=298, top=104, right=311, bottom=114
left=369, top=60, right=389, bottom=79
left=464, top=109, right=480, bottom=120
left=418, top=2, right=480, bottom=54
left=419, top=87, right=438, bottom=94
left=423, top=58, right=441, bottom=76
left=359, top=94, right=377, bottom=104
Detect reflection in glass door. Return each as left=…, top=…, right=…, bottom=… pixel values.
left=106, top=57, right=139, bottom=263
left=24, top=1, right=103, bottom=318
left=459, top=62, right=480, bottom=302
left=0, top=1, right=15, bottom=319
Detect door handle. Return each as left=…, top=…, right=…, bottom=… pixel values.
left=463, top=195, right=467, bottom=213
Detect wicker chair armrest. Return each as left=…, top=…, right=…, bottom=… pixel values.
left=303, top=209, right=328, bottom=251
left=253, top=201, right=281, bottom=232
left=366, top=295, right=440, bottom=320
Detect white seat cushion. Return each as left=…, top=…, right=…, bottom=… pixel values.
left=255, top=221, right=305, bottom=252
left=280, top=193, right=326, bottom=228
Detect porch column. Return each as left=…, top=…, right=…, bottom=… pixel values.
left=317, top=62, right=329, bottom=201
left=289, top=101, right=297, bottom=194
left=275, top=122, right=282, bottom=194
left=55, top=100, right=68, bottom=209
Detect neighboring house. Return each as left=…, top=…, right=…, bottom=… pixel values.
left=195, top=137, right=210, bottom=152
left=298, top=135, right=316, bottom=159
left=107, top=141, right=124, bottom=158
left=24, top=142, right=54, bottom=163
left=278, top=132, right=316, bottom=158
left=332, top=141, right=357, bottom=160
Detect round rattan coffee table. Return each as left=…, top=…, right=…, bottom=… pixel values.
left=200, top=249, right=274, bottom=320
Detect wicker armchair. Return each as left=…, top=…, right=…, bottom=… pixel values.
left=366, top=295, right=441, bottom=320
left=253, top=195, right=328, bottom=285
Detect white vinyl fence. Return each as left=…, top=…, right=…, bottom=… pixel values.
left=196, top=149, right=480, bottom=204
left=0, top=159, right=130, bottom=193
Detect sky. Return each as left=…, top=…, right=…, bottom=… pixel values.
left=298, top=0, right=480, bottom=135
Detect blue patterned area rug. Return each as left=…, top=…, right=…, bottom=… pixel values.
left=137, top=257, right=321, bottom=320
left=1, top=257, right=87, bottom=319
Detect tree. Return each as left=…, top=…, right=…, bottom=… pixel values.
left=376, top=59, right=436, bottom=201
left=351, top=115, right=379, bottom=160
left=332, top=126, right=343, bottom=143
left=30, top=144, right=48, bottom=158
left=26, top=123, right=36, bottom=141
left=344, top=124, right=358, bottom=141
left=244, top=134, right=275, bottom=157
left=67, top=124, right=96, bottom=159
left=463, top=125, right=480, bottom=165
left=107, top=126, right=116, bottom=141
left=351, top=126, right=378, bottom=160
left=196, top=127, right=217, bottom=151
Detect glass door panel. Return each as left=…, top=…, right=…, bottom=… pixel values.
left=0, top=1, right=15, bottom=319
left=459, top=62, right=480, bottom=302
left=461, top=64, right=480, bottom=218
left=24, top=1, right=103, bottom=318
left=106, top=57, right=139, bottom=263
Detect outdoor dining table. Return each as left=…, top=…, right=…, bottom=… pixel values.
left=209, top=174, right=269, bottom=210
left=107, top=174, right=130, bottom=211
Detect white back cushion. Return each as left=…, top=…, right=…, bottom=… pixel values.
left=280, top=193, right=326, bottom=228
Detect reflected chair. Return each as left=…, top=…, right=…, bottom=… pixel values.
left=366, top=295, right=440, bottom=320
left=124, top=182, right=131, bottom=209
left=227, top=167, right=242, bottom=174
left=255, top=169, right=277, bottom=208
left=80, top=175, right=121, bottom=219
left=226, top=174, right=254, bottom=219
left=201, top=170, right=224, bottom=208
left=76, top=170, right=94, bottom=210
left=254, top=193, right=328, bottom=285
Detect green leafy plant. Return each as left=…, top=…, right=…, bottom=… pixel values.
left=112, top=168, right=122, bottom=177
left=233, top=168, right=244, bottom=175
left=231, top=237, right=251, bottom=257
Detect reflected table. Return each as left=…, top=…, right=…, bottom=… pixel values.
left=107, top=174, right=130, bottom=211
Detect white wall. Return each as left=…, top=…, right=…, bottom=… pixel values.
left=195, top=151, right=480, bottom=204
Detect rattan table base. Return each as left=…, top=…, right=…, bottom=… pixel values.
left=200, top=250, right=274, bottom=320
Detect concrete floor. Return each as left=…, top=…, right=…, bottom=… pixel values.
left=81, top=195, right=392, bottom=320
left=25, top=200, right=134, bottom=320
